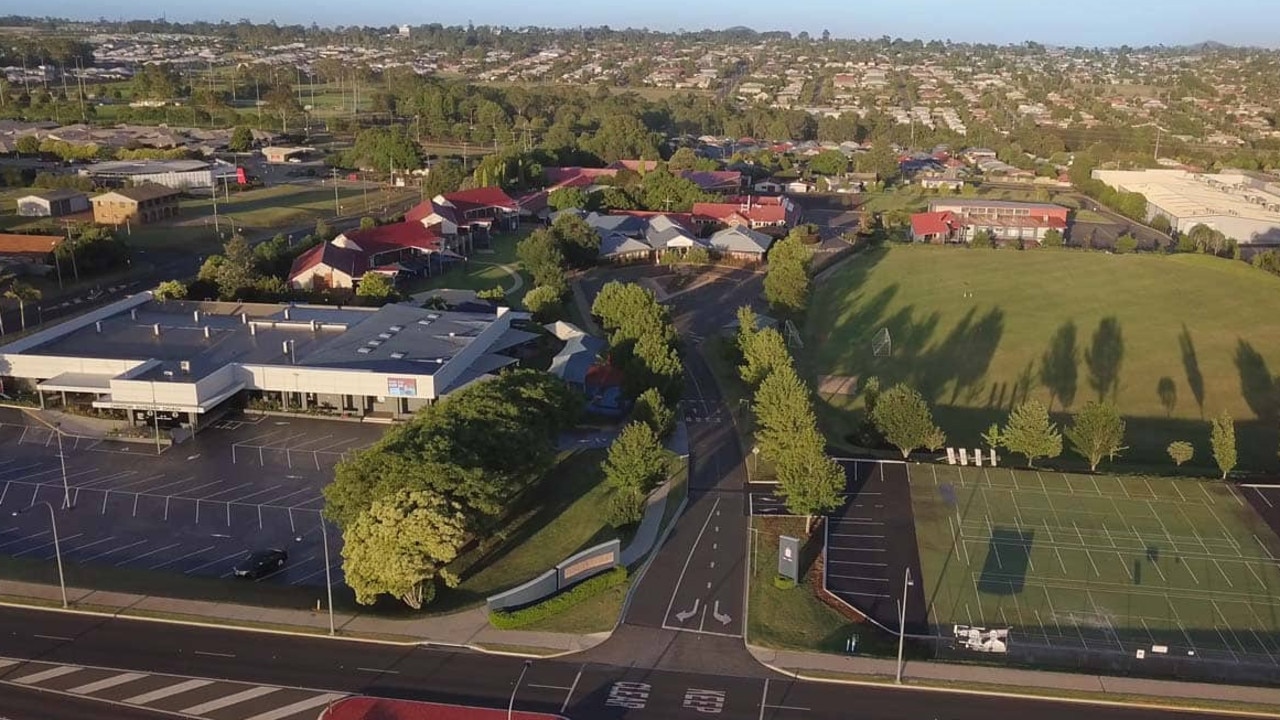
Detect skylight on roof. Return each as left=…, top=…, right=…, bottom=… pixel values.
left=390, top=352, right=406, bottom=359
left=366, top=340, right=382, bottom=347
left=389, top=325, right=404, bottom=332
left=378, top=332, right=393, bottom=340
left=356, top=347, right=372, bottom=354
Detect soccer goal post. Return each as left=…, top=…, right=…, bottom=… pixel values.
left=872, top=327, right=892, bottom=357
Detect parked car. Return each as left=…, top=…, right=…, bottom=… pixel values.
left=233, top=549, right=287, bottom=579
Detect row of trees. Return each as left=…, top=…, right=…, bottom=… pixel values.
left=737, top=307, right=844, bottom=533
left=865, top=383, right=1241, bottom=479
left=593, top=283, right=684, bottom=526
left=322, top=370, right=580, bottom=608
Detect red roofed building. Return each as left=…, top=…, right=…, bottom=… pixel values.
left=403, top=186, right=520, bottom=250
left=692, top=196, right=801, bottom=230
left=910, top=200, right=1068, bottom=245
left=289, top=221, right=452, bottom=291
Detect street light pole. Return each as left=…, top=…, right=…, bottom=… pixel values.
left=54, top=423, right=70, bottom=509
left=508, top=660, right=531, bottom=720
left=320, top=519, right=335, bottom=636
left=14, top=502, right=66, bottom=608
left=895, top=566, right=913, bottom=684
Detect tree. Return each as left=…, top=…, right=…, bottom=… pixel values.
left=666, top=147, right=700, bottom=173
left=871, top=384, right=944, bottom=459
left=228, top=126, right=253, bottom=153
left=999, top=399, right=1062, bottom=468
left=341, top=489, right=468, bottom=609
left=3, top=280, right=40, bottom=331
left=1114, top=233, right=1138, bottom=254
left=214, top=234, right=261, bottom=300
left=516, top=229, right=567, bottom=291
left=263, top=83, right=303, bottom=134
left=754, top=365, right=819, bottom=462
left=1150, top=214, right=1173, bottom=236
left=360, top=216, right=377, bottom=230
left=356, top=273, right=397, bottom=303
left=596, top=186, right=638, bottom=211
left=1210, top=411, right=1236, bottom=480
left=684, top=246, right=711, bottom=265
left=970, top=229, right=995, bottom=248
left=777, top=427, right=845, bottom=533
left=423, top=159, right=465, bottom=199
left=634, top=387, right=675, bottom=439
left=764, top=231, right=812, bottom=315
left=314, top=219, right=334, bottom=242
left=154, top=280, right=187, bottom=301
left=603, top=422, right=668, bottom=526
left=550, top=212, right=600, bottom=268
left=1042, top=228, right=1063, bottom=248
left=1064, top=401, right=1127, bottom=471
left=548, top=186, right=589, bottom=212
left=349, top=126, right=419, bottom=174
left=809, top=149, right=849, bottom=176
left=1167, top=441, right=1194, bottom=467
left=521, top=284, right=563, bottom=321
left=739, top=327, right=793, bottom=387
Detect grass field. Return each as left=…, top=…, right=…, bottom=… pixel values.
left=806, top=245, right=1280, bottom=470
left=404, top=227, right=530, bottom=305
left=912, top=464, right=1280, bottom=667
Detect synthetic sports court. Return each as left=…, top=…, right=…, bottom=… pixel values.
left=912, top=464, right=1280, bottom=670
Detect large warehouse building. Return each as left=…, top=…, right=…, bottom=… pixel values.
left=0, top=293, right=535, bottom=428
left=79, top=159, right=239, bottom=191
left=1092, top=169, right=1280, bottom=244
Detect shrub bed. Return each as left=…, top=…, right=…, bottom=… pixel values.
left=488, top=566, right=628, bottom=629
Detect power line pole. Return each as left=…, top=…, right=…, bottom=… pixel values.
left=332, top=168, right=340, bottom=216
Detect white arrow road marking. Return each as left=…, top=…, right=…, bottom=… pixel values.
left=675, top=598, right=700, bottom=622
left=713, top=600, right=732, bottom=626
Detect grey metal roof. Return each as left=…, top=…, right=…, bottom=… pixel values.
left=710, top=226, right=773, bottom=254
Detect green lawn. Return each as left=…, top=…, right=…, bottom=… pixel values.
left=747, top=516, right=897, bottom=654
left=858, top=187, right=931, bottom=214
left=1072, top=209, right=1112, bottom=224
left=441, top=449, right=621, bottom=610
left=404, top=227, right=531, bottom=305
left=805, top=245, right=1280, bottom=470
left=913, top=464, right=1280, bottom=663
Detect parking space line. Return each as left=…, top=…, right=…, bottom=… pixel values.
left=94, top=473, right=167, bottom=492
left=82, top=539, right=148, bottom=563
left=14, top=533, right=83, bottom=557
left=133, top=476, right=198, bottom=495
left=258, top=487, right=311, bottom=506
left=0, top=481, right=8, bottom=506
left=0, top=530, right=48, bottom=551
left=149, top=545, right=215, bottom=570
left=201, top=482, right=254, bottom=501
left=119, top=542, right=180, bottom=566
left=57, top=535, right=117, bottom=560
left=294, top=562, right=341, bottom=585
left=226, top=484, right=282, bottom=504
left=185, top=550, right=247, bottom=575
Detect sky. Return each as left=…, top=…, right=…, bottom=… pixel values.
left=15, top=0, right=1280, bottom=48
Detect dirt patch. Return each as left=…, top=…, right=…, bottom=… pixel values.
left=817, top=375, right=859, bottom=396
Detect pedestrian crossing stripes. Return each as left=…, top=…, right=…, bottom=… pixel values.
left=0, top=655, right=346, bottom=720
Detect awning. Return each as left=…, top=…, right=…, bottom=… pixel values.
left=38, top=372, right=115, bottom=394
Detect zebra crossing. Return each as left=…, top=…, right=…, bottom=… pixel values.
left=0, top=656, right=345, bottom=720
left=683, top=399, right=724, bottom=424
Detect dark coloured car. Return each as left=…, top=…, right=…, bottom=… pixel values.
left=233, top=549, right=287, bottom=579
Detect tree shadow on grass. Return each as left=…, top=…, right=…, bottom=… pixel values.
left=1156, top=376, right=1177, bottom=417
left=1179, top=325, right=1205, bottom=418
left=1234, top=339, right=1280, bottom=422
left=1085, top=317, right=1124, bottom=401
left=1039, top=321, right=1079, bottom=412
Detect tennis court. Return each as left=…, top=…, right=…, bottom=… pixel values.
left=913, top=465, right=1280, bottom=669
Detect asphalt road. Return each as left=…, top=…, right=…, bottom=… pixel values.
left=0, top=681, right=176, bottom=720
left=0, top=606, right=1249, bottom=720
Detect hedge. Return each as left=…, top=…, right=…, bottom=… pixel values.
left=488, top=566, right=628, bottom=629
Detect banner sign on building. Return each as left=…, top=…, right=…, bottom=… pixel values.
left=387, top=377, right=417, bottom=397
left=778, top=535, right=800, bottom=582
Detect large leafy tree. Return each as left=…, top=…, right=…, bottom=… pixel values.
left=776, top=427, right=845, bottom=533
left=1210, top=411, right=1236, bottom=480
left=739, top=326, right=793, bottom=388
left=516, top=228, right=567, bottom=291
left=341, top=490, right=468, bottom=609
left=356, top=273, right=397, bottom=303
left=633, top=387, right=675, bottom=439
left=1065, top=401, right=1126, bottom=471
left=423, top=159, right=465, bottom=199
left=871, top=384, right=944, bottom=459
left=808, top=149, right=849, bottom=176
left=550, top=212, right=600, bottom=269
left=1000, top=399, right=1062, bottom=468
left=548, top=186, right=589, bottom=212
left=214, top=234, right=261, bottom=300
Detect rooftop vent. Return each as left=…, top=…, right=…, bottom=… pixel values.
left=426, top=313, right=440, bottom=320
left=356, top=347, right=372, bottom=354
left=366, top=340, right=382, bottom=347
left=389, top=325, right=404, bottom=332
left=390, top=352, right=406, bottom=359
left=377, top=332, right=393, bottom=340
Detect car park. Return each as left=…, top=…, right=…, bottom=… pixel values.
left=233, top=548, right=288, bottom=579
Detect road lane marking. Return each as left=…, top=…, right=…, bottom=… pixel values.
left=124, top=679, right=213, bottom=705
left=529, top=683, right=571, bottom=690
left=192, top=651, right=235, bottom=658
left=355, top=667, right=398, bottom=674
left=182, top=686, right=280, bottom=714
left=562, top=666, right=584, bottom=713
left=661, top=496, right=721, bottom=626
left=13, top=665, right=81, bottom=684
left=69, top=672, right=146, bottom=695
left=240, top=692, right=346, bottom=720
left=32, top=634, right=73, bottom=641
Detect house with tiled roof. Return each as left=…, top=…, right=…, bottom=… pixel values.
left=403, top=186, right=519, bottom=252
left=288, top=221, right=455, bottom=291
left=910, top=200, right=1068, bottom=245
left=693, top=195, right=801, bottom=231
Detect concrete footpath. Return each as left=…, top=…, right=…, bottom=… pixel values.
left=750, top=646, right=1280, bottom=708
